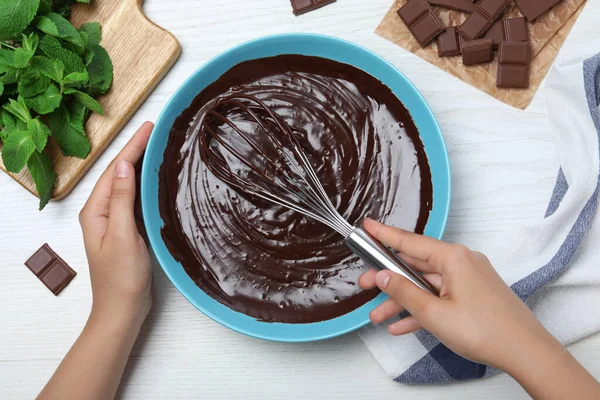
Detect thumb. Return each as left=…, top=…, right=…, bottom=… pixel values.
left=107, top=160, right=137, bottom=237
left=375, top=270, right=439, bottom=320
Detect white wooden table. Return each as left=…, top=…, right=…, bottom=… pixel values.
left=2, top=1, right=599, bottom=398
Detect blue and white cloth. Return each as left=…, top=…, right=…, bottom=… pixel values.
left=358, top=31, right=600, bottom=383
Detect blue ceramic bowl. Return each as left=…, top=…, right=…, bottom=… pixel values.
left=142, top=33, right=451, bottom=343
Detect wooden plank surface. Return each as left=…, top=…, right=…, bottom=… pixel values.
left=1, top=0, right=599, bottom=399
left=0, top=0, right=181, bottom=200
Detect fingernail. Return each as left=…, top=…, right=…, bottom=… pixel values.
left=115, top=161, right=130, bottom=178
left=376, top=271, right=392, bottom=289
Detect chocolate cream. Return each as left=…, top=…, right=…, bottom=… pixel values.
left=159, top=55, right=433, bottom=323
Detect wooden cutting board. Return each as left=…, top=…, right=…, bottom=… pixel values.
left=0, top=0, right=181, bottom=200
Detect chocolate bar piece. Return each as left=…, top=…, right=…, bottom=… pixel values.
left=437, top=27, right=461, bottom=57
left=458, top=0, right=510, bottom=41
left=513, top=0, right=562, bottom=22
left=484, top=20, right=505, bottom=49
left=428, top=0, right=477, bottom=13
left=25, top=244, right=76, bottom=295
left=291, top=0, right=336, bottom=16
left=499, top=41, right=530, bottom=64
left=503, top=17, right=528, bottom=42
left=397, top=0, right=445, bottom=47
left=485, top=17, right=528, bottom=49
left=462, top=38, right=494, bottom=65
left=497, top=41, right=530, bottom=88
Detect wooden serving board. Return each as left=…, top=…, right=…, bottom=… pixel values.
left=0, top=0, right=181, bottom=200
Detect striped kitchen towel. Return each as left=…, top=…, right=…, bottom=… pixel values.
left=358, top=31, right=600, bottom=383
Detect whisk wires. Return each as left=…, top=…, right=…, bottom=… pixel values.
left=198, top=94, right=353, bottom=238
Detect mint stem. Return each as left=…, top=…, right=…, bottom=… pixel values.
left=0, top=41, right=16, bottom=50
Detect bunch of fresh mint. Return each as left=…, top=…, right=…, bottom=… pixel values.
left=0, top=0, right=113, bottom=210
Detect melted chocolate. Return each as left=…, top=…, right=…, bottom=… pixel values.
left=159, top=55, right=433, bottom=323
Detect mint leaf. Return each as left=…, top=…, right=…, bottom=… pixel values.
left=23, top=83, right=62, bottom=114
left=63, top=69, right=89, bottom=86
left=0, top=81, right=3, bottom=97
left=2, top=110, right=17, bottom=132
left=33, top=15, right=58, bottom=35
left=18, top=67, right=51, bottom=97
left=0, top=48, right=14, bottom=74
left=79, top=22, right=100, bottom=47
left=27, top=150, right=56, bottom=210
left=69, top=96, right=88, bottom=127
left=47, top=105, right=90, bottom=158
left=78, top=31, right=88, bottom=48
left=83, top=48, right=93, bottom=66
left=85, top=43, right=112, bottom=96
left=1, top=65, right=20, bottom=84
left=3, top=97, right=31, bottom=122
left=16, top=118, right=27, bottom=131
left=22, top=32, right=39, bottom=52
left=27, top=116, right=51, bottom=151
left=1, top=129, right=35, bottom=173
left=64, top=88, right=103, bottom=115
left=11, top=48, right=35, bottom=68
left=30, top=55, right=64, bottom=82
left=33, top=12, right=84, bottom=49
left=0, top=0, right=40, bottom=40
left=38, top=35, right=84, bottom=74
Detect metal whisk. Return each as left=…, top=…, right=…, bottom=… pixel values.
left=198, top=94, right=438, bottom=296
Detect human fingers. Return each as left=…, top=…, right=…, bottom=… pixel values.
left=369, top=298, right=404, bottom=324
left=375, top=270, right=441, bottom=321
left=81, top=122, right=153, bottom=226
left=388, top=316, right=422, bottom=336
left=105, top=161, right=138, bottom=242
left=363, top=218, right=451, bottom=274
left=396, top=252, right=438, bottom=274
left=358, top=269, right=377, bottom=289
left=360, top=270, right=441, bottom=294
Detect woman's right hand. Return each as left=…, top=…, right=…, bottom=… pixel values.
left=359, top=219, right=600, bottom=399
left=359, top=218, right=563, bottom=372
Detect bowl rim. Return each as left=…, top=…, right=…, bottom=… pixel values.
left=142, top=32, right=451, bottom=342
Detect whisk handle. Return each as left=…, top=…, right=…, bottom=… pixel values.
left=346, top=228, right=439, bottom=297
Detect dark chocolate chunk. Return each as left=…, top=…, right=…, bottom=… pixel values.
left=398, top=0, right=444, bottom=47
left=513, top=0, right=562, bottom=22
left=462, top=38, right=494, bottom=65
left=459, top=10, right=492, bottom=41
left=498, top=41, right=530, bottom=64
left=398, top=0, right=430, bottom=27
left=25, top=244, right=56, bottom=275
left=503, top=17, right=528, bottom=42
left=437, top=27, right=462, bottom=57
left=25, top=244, right=76, bottom=295
left=291, top=0, right=336, bottom=16
left=398, top=0, right=429, bottom=25
left=497, top=65, right=529, bottom=88
left=412, top=13, right=445, bottom=46
left=39, top=263, right=75, bottom=295
left=485, top=17, right=528, bottom=50
left=497, top=41, right=530, bottom=88
left=484, top=20, right=505, bottom=49
left=428, top=0, right=476, bottom=13
left=458, top=0, right=510, bottom=41
left=477, top=0, right=508, bottom=20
